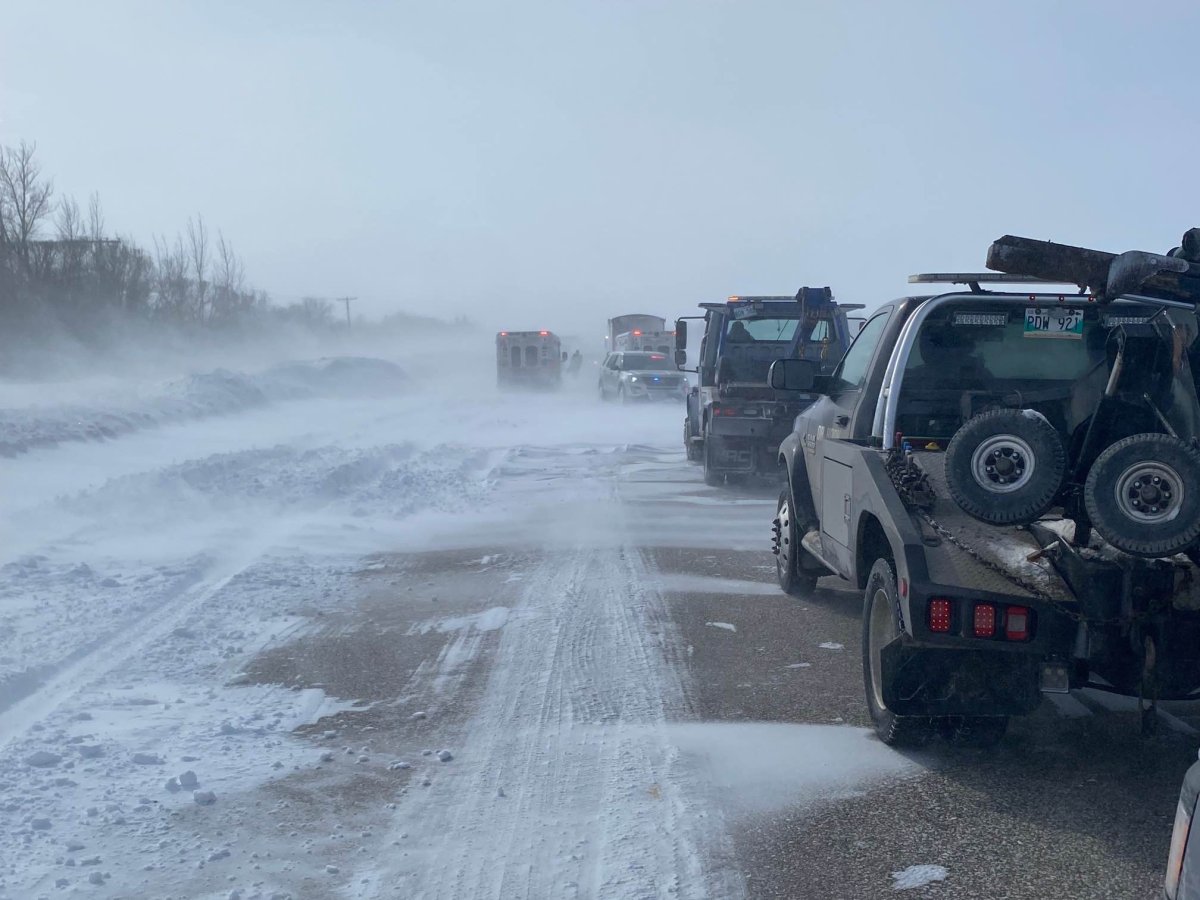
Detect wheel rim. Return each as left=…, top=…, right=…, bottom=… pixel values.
left=868, top=585, right=898, bottom=711
left=1114, top=460, right=1184, bottom=524
left=776, top=498, right=792, bottom=577
left=970, top=434, right=1036, bottom=494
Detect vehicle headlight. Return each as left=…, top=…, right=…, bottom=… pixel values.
left=628, top=376, right=639, bottom=382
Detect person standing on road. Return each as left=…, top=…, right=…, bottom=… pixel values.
left=568, top=350, right=583, bottom=377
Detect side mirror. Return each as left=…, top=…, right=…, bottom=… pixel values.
left=674, top=320, right=687, bottom=350
left=768, top=358, right=817, bottom=391
left=674, top=349, right=687, bottom=369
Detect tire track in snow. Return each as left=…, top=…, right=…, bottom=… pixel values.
left=372, top=478, right=743, bottom=900
left=0, top=528, right=286, bottom=750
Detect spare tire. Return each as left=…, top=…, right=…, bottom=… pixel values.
left=944, top=409, right=1066, bottom=525
left=1083, top=433, right=1200, bottom=557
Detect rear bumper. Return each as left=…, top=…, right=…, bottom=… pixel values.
left=882, top=639, right=1044, bottom=716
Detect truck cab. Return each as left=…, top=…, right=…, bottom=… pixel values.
left=677, top=287, right=858, bottom=486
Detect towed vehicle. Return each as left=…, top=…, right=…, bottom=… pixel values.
left=598, top=350, right=688, bottom=402
left=772, top=232, right=1200, bottom=746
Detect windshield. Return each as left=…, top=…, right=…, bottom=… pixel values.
left=896, top=302, right=1200, bottom=441
left=621, top=353, right=674, bottom=371
left=724, top=317, right=800, bottom=342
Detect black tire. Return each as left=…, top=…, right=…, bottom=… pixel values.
left=862, top=559, right=934, bottom=747
left=938, top=715, right=1008, bottom=748
left=703, top=433, right=724, bottom=487
left=684, top=420, right=702, bottom=463
left=774, top=489, right=818, bottom=597
left=945, top=408, right=1066, bottom=525
left=1083, top=433, right=1200, bottom=557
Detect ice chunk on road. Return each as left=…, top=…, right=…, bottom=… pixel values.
left=892, top=864, right=948, bottom=890
left=25, top=750, right=62, bottom=767
left=818, top=641, right=844, bottom=651
left=193, top=790, right=216, bottom=805
left=705, top=621, right=737, bottom=633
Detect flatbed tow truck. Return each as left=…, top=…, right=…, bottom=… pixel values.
left=771, top=233, right=1200, bottom=745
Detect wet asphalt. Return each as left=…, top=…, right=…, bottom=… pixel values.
left=240, top=446, right=1200, bottom=900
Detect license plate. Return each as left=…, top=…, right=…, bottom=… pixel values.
left=1024, top=307, right=1083, bottom=339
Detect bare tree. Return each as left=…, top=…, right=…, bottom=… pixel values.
left=0, top=142, right=54, bottom=258
left=186, top=214, right=209, bottom=321
left=153, top=232, right=191, bottom=321
left=211, top=231, right=247, bottom=323
left=55, top=195, right=83, bottom=241
left=87, top=192, right=105, bottom=240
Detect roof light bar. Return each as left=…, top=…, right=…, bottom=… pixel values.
left=909, top=273, right=1081, bottom=285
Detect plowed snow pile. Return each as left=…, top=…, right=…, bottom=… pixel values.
left=0, top=356, right=407, bottom=457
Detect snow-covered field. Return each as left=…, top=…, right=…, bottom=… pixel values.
left=0, top=353, right=924, bottom=899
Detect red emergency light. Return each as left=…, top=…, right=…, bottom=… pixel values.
left=632, top=329, right=642, bottom=335
left=539, top=330, right=549, bottom=336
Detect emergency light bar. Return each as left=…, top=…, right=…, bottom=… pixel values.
left=909, top=273, right=1078, bottom=285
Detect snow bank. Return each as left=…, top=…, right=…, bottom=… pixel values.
left=0, top=356, right=407, bottom=458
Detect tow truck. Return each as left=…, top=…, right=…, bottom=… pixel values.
left=675, top=287, right=859, bottom=486
left=771, top=233, right=1200, bottom=746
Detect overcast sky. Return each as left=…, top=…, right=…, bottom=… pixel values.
left=2, top=1, right=1198, bottom=338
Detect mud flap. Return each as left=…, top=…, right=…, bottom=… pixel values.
left=881, top=641, right=1042, bottom=717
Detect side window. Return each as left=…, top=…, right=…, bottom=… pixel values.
left=809, top=318, right=831, bottom=343
left=510, top=345, right=522, bottom=368
left=831, top=311, right=890, bottom=392
left=608, top=354, right=621, bottom=370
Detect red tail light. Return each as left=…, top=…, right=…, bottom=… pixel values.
left=927, top=599, right=952, bottom=633
left=712, top=406, right=740, bottom=417
left=972, top=603, right=996, bottom=638
left=1005, top=606, right=1031, bottom=641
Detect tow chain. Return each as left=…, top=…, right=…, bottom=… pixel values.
left=883, top=440, right=1133, bottom=626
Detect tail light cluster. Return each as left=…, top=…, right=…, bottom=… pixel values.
left=926, top=598, right=1033, bottom=642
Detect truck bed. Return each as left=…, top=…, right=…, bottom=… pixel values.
left=913, top=451, right=1075, bottom=604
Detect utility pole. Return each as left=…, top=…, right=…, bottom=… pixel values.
left=339, top=296, right=355, bottom=329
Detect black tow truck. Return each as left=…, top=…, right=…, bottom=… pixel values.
left=771, top=233, right=1200, bottom=746
left=674, top=288, right=860, bottom=486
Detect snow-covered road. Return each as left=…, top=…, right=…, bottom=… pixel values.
left=2, top=356, right=1191, bottom=900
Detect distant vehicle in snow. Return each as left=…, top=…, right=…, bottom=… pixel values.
left=598, top=351, right=688, bottom=403
left=675, top=287, right=859, bottom=485
left=496, top=330, right=566, bottom=390
left=614, top=329, right=675, bottom=354
left=607, top=314, right=667, bottom=352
